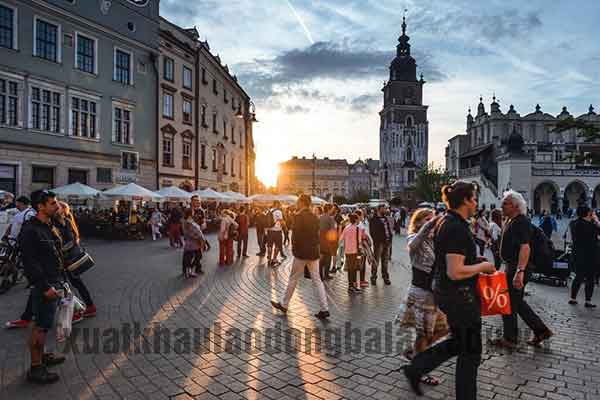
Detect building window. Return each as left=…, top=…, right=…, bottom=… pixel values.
left=68, top=169, right=87, bottom=184
left=182, top=142, right=192, bottom=170
left=96, top=168, right=112, bottom=183
left=231, top=126, right=235, bottom=143
left=201, top=105, right=207, bottom=127
left=223, top=119, right=227, bottom=138
left=222, top=153, right=227, bottom=174
left=0, top=78, right=18, bottom=127
left=71, top=97, right=97, bottom=138
left=239, top=160, right=243, bottom=178
left=239, top=130, right=243, bottom=148
left=162, top=137, right=173, bottom=166
left=212, top=79, right=218, bottom=95
left=113, top=106, right=132, bottom=144
left=212, top=148, right=217, bottom=171
left=31, top=166, right=54, bottom=190
left=31, top=87, right=61, bottom=133
left=75, top=33, right=96, bottom=74
left=183, top=66, right=192, bottom=89
left=406, top=147, right=412, bottom=161
left=231, top=157, right=235, bottom=177
left=0, top=5, right=16, bottom=50
left=200, top=144, right=207, bottom=169
left=212, top=112, right=217, bottom=134
left=163, top=92, right=174, bottom=118
left=114, top=48, right=132, bottom=85
left=201, top=67, right=208, bottom=84
left=408, top=170, right=415, bottom=183
left=163, top=57, right=174, bottom=81
left=182, top=99, right=192, bottom=124
left=224, top=89, right=228, bottom=104
left=35, top=18, right=59, bottom=62
left=121, top=151, right=138, bottom=171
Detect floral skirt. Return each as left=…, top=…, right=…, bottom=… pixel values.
left=395, top=284, right=448, bottom=340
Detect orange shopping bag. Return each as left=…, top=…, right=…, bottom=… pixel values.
left=477, top=272, right=512, bottom=316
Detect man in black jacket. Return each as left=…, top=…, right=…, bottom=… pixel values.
left=271, top=194, right=329, bottom=319
left=20, top=190, right=65, bottom=384
left=370, top=204, right=394, bottom=285
left=254, top=207, right=267, bottom=256
left=569, top=205, right=600, bottom=308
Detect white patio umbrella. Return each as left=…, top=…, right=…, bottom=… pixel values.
left=311, top=196, right=327, bottom=205
left=102, top=183, right=163, bottom=201
left=155, top=186, right=193, bottom=202
left=248, top=193, right=280, bottom=204
left=278, top=194, right=298, bottom=204
left=51, top=182, right=101, bottom=199
left=224, top=191, right=250, bottom=203
left=192, top=188, right=232, bottom=202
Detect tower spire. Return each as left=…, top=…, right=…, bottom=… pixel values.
left=402, top=9, right=407, bottom=35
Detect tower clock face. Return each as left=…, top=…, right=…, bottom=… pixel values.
left=127, top=0, right=150, bottom=6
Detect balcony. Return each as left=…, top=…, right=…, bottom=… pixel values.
left=458, top=166, right=481, bottom=178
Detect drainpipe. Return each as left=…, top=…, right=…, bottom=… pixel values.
left=194, top=46, right=200, bottom=190
left=150, top=52, right=160, bottom=190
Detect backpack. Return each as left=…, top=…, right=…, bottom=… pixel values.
left=529, top=222, right=554, bottom=271
left=541, top=216, right=552, bottom=233
left=266, top=210, right=276, bottom=228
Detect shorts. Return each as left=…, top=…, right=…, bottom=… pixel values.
left=267, top=230, right=283, bottom=249
left=397, top=285, right=448, bottom=340
left=31, top=285, right=60, bottom=331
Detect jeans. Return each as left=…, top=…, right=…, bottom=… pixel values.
left=237, top=234, right=248, bottom=256
left=407, top=294, right=482, bottom=400
left=319, top=253, right=332, bottom=279
left=281, top=258, right=328, bottom=312
left=502, top=269, right=549, bottom=342
left=345, top=254, right=360, bottom=286
left=372, top=241, right=391, bottom=281
left=257, top=229, right=266, bottom=254
left=571, top=268, right=595, bottom=301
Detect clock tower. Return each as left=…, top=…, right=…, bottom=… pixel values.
left=379, top=15, right=429, bottom=203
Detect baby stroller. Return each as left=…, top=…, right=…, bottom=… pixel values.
left=530, top=243, right=571, bottom=287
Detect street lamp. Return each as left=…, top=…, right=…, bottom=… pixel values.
left=236, top=100, right=258, bottom=123
left=235, top=100, right=258, bottom=196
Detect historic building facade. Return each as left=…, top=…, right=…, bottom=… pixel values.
left=449, top=97, right=600, bottom=213
left=349, top=159, right=380, bottom=199
left=278, top=156, right=350, bottom=199
left=379, top=16, right=428, bottom=203
left=0, top=0, right=159, bottom=195
left=157, top=18, right=197, bottom=192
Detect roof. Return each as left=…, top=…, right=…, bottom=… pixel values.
left=459, top=143, right=493, bottom=159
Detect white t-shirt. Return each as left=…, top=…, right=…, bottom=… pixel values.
left=9, top=207, right=36, bottom=240
left=269, top=209, right=284, bottom=231
left=489, top=221, right=501, bottom=241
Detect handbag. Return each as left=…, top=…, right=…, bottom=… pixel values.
left=63, top=241, right=95, bottom=276
left=477, top=271, right=512, bottom=316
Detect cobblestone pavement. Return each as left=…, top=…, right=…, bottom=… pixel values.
left=1, top=230, right=599, bottom=400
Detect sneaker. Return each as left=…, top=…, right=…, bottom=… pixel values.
left=82, top=305, right=97, bottom=318
left=314, top=310, right=330, bottom=320
left=384, top=279, right=392, bottom=286
left=568, top=299, right=578, bottom=305
left=5, top=319, right=31, bottom=329
left=42, top=353, right=66, bottom=367
left=359, top=281, right=369, bottom=287
left=271, top=301, right=288, bottom=314
left=585, top=303, right=597, bottom=308
left=27, top=365, right=59, bottom=384
left=72, top=312, right=83, bottom=325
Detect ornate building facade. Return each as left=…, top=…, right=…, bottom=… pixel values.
left=379, top=16, right=428, bottom=203
left=448, top=97, right=600, bottom=213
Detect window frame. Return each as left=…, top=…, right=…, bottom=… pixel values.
left=0, top=73, right=22, bottom=128
left=0, top=2, right=18, bottom=50
left=28, top=81, right=64, bottom=134
left=182, top=141, right=192, bottom=170
left=120, top=151, right=139, bottom=172
left=200, top=144, right=207, bottom=169
left=33, top=15, right=62, bottom=63
left=162, top=91, right=174, bottom=119
left=96, top=167, right=113, bottom=184
left=31, top=165, right=55, bottom=187
left=69, top=91, right=100, bottom=140
left=163, top=56, right=174, bottom=82
left=182, top=66, right=192, bottom=89
left=162, top=135, right=174, bottom=167
left=113, top=46, right=134, bottom=85
left=211, top=148, right=217, bottom=172
left=182, top=98, right=192, bottom=124
left=112, top=101, right=135, bottom=146
left=74, top=31, right=98, bottom=75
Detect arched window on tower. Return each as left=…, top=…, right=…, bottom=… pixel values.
left=406, top=147, right=413, bottom=161
left=405, top=115, right=413, bottom=128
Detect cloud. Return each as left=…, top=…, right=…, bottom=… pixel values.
left=285, top=105, right=311, bottom=114
left=235, top=39, right=446, bottom=101
left=350, top=94, right=380, bottom=113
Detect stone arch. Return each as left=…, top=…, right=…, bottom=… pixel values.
left=563, top=180, right=589, bottom=212
left=533, top=181, right=559, bottom=215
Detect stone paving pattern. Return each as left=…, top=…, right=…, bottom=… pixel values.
left=1, top=229, right=599, bottom=399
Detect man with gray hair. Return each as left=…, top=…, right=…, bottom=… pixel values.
left=490, top=190, right=552, bottom=348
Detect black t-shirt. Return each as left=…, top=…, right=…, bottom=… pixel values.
left=433, top=211, right=478, bottom=296
left=500, top=214, right=531, bottom=265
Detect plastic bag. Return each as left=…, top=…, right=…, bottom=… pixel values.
left=55, top=292, right=75, bottom=342
left=477, top=271, right=512, bottom=316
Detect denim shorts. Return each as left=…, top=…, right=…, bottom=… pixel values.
left=31, top=286, right=59, bottom=330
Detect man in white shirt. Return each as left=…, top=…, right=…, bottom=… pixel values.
left=267, top=201, right=284, bottom=267
left=3, top=196, right=36, bottom=243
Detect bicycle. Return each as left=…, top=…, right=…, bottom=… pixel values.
left=0, top=239, right=25, bottom=294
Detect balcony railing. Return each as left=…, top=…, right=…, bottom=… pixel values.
left=532, top=167, right=600, bottom=177
left=459, top=166, right=480, bottom=178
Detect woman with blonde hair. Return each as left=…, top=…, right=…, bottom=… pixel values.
left=54, top=201, right=96, bottom=319
left=396, top=207, right=448, bottom=386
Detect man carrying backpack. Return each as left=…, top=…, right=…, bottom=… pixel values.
left=490, top=190, right=553, bottom=349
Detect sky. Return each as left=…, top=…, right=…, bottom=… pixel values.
left=161, top=0, right=600, bottom=187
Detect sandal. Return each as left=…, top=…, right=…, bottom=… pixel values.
left=421, top=375, right=440, bottom=386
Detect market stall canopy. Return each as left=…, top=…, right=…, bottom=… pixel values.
left=248, top=193, right=280, bottom=203
left=223, top=191, right=250, bottom=203
left=0, top=190, right=11, bottom=200
left=192, top=188, right=233, bottom=202
left=311, top=196, right=327, bottom=205
left=51, top=182, right=101, bottom=199
left=155, top=186, right=193, bottom=202
left=102, top=183, right=163, bottom=201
